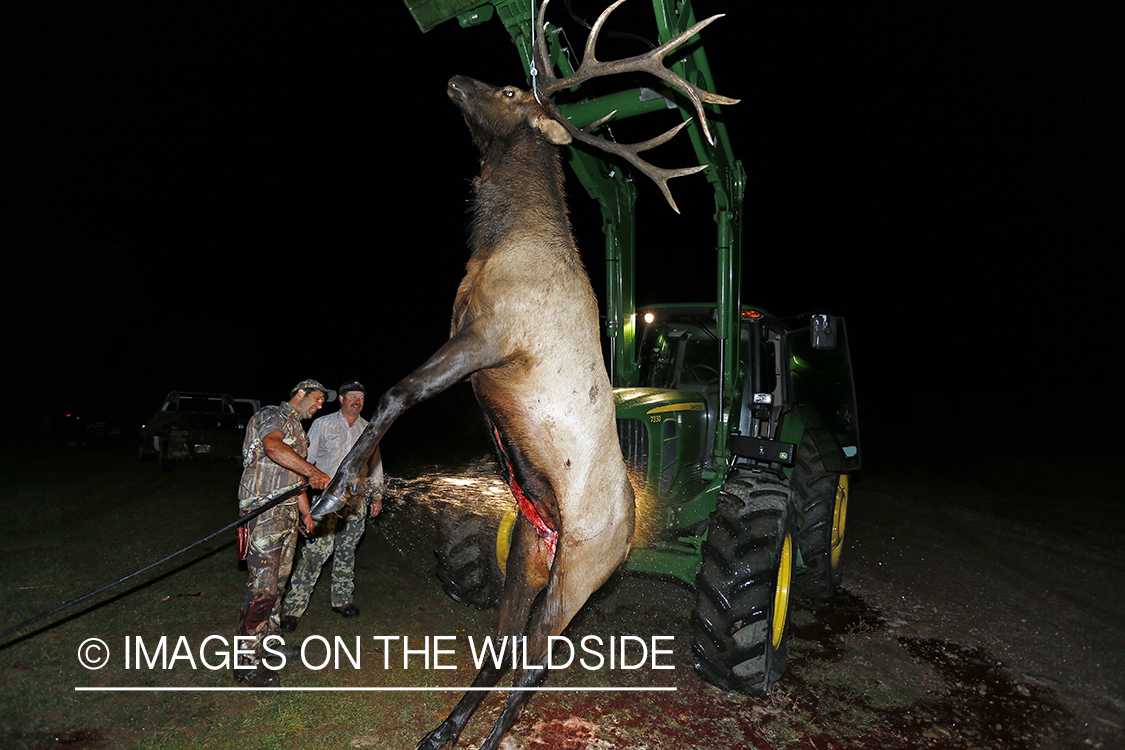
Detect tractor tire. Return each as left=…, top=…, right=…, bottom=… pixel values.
left=434, top=506, right=504, bottom=610
left=691, top=471, right=796, bottom=695
left=791, top=431, right=848, bottom=599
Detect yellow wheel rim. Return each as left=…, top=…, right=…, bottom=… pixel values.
left=772, top=532, right=793, bottom=649
left=830, top=475, right=849, bottom=569
left=496, top=508, right=517, bottom=575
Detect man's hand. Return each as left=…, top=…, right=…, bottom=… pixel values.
left=308, top=467, right=331, bottom=491
left=368, top=496, right=383, bottom=518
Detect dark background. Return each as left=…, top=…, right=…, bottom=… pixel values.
left=4, top=2, right=1119, bottom=466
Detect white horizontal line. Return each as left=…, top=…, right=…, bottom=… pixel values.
left=76, top=686, right=677, bottom=692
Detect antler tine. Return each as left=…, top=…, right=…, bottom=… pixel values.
left=534, top=0, right=615, bottom=97
left=535, top=1, right=738, bottom=141
left=532, top=0, right=562, bottom=95
left=532, top=0, right=738, bottom=211
left=635, top=13, right=741, bottom=147
left=567, top=120, right=706, bottom=214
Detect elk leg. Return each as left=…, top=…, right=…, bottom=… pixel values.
left=417, top=516, right=550, bottom=750
left=312, top=326, right=504, bottom=516
left=477, top=661, right=551, bottom=750
left=477, top=534, right=630, bottom=750
left=473, top=607, right=558, bottom=750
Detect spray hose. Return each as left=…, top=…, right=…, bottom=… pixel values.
left=0, top=482, right=310, bottom=645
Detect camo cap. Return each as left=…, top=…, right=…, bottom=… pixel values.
left=290, top=379, right=336, bottom=402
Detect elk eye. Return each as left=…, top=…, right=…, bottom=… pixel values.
left=502, top=88, right=516, bottom=98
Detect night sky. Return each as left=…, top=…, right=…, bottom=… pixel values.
left=5, top=2, right=1119, bottom=465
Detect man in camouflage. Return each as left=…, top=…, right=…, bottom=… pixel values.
left=280, top=381, right=383, bottom=630
left=234, top=379, right=335, bottom=688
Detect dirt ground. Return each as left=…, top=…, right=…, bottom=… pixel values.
left=1, top=445, right=1122, bottom=750
left=371, top=455, right=1125, bottom=750
left=839, top=462, right=1125, bottom=749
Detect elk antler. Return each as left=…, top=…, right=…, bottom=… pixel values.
left=532, top=0, right=739, bottom=213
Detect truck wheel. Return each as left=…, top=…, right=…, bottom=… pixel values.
left=158, top=441, right=176, bottom=472
left=691, top=472, right=796, bottom=695
left=792, top=432, right=847, bottom=599
left=434, top=506, right=505, bottom=609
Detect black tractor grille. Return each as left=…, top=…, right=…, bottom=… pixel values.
left=617, top=418, right=648, bottom=475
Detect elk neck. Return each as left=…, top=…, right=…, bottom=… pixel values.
left=469, top=129, right=573, bottom=256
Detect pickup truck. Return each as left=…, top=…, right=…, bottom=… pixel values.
left=138, top=392, right=247, bottom=470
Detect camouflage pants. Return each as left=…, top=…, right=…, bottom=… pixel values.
left=237, top=502, right=299, bottom=667
left=281, top=506, right=366, bottom=617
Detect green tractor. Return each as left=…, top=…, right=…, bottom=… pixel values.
left=409, top=0, right=861, bottom=695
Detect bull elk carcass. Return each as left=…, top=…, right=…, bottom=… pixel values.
left=311, top=1, right=736, bottom=747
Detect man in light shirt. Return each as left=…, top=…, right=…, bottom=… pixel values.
left=279, top=381, right=383, bottom=629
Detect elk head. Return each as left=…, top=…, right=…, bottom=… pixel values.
left=446, top=0, right=736, bottom=212
left=447, top=76, right=573, bottom=152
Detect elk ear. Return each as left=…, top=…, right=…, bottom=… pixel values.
left=530, top=114, right=572, bottom=145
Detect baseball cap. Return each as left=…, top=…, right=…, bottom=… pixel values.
left=290, top=379, right=337, bottom=402
left=338, top=380, right=366, bottom=396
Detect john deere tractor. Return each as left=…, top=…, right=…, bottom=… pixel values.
left=408, top=0, right=861, bottom=695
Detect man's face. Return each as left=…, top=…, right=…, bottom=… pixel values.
left=294, top=390, right=327, bottom=420
left=341, top=390, right=365, bottom=418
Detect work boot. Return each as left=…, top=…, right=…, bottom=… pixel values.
left=332, top=604, right=360, bottom=618
left=266, top=639, right=302, bottom=663
left=233, top=665, right=280, bottom=688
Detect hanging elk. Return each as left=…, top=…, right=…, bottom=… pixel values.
left=311, top=1, right=737, bottom=747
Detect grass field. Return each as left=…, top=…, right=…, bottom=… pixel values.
left=0, top=444, right=1074, bottom=750
left=0, top=446, right=710, bottom=749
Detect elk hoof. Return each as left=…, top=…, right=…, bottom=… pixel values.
left=416, top=723, right=459, bottom=750
left=310, top=491, right=346, bottom=517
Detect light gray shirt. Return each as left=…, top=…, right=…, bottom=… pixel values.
left=307, top=410, right=384, bottom=491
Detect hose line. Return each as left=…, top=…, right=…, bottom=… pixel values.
left=0, top=482, right=311, bottom=645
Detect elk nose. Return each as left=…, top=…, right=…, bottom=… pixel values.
left=448, top=76, right=471, bottom=101
left=448, top=75, right=491, bottom=102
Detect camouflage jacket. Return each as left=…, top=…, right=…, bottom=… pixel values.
left=237, top=402, right=309, bottom=511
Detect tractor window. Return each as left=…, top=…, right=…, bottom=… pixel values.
left=677, top=338, right=721, bottom=388
left=638, top=328, right=676, bottom=388
left=637, top=315, right=720, bottom=390
left=740, top=328, right=778, bottom=397
left=786, top=322, right=860, bottom=468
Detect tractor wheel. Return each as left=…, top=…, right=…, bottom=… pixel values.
left=791, top=431, right=848, bottom=599
left=691, top=471, right=796, bottom=695
left=434, top=506, right=505, bottom=610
